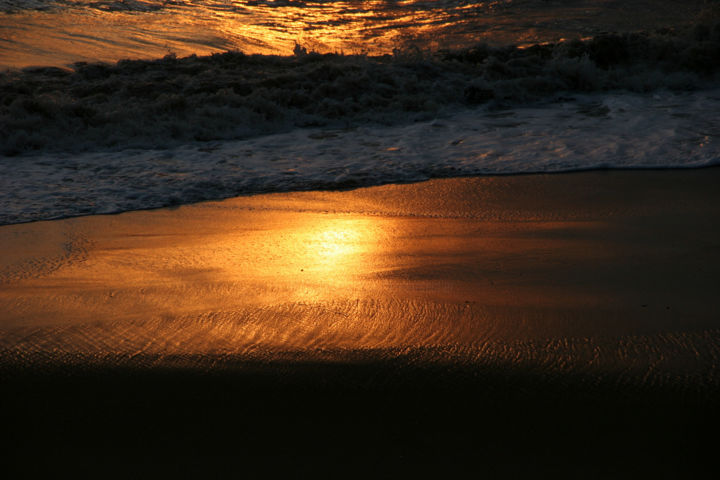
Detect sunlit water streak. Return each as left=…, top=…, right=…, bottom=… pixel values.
left=0, top=0, right=712, bottom=67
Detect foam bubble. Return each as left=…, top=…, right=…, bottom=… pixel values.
left=1, top=87, right=718, bottom=225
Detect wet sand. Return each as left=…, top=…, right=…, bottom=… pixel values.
left=2, top=170, right=720, bottom=477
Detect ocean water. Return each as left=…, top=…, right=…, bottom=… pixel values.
left=1, top=0, right=719, bottom=224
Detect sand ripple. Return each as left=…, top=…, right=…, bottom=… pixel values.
left=2, top=299, right=719, bottom=396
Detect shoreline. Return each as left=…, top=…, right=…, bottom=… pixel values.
left=2, top=163, right=720, bottom=228
left=3, top=170, right=720, bottom=476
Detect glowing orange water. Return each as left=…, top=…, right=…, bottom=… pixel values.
left=0, top=0, right=709, bottom=68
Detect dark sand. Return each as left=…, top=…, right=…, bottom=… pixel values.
left=2, top=170, right=720, bottom=478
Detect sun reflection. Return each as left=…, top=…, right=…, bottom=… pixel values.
left=0, top=1, right=502, bottom=68
left=294, top=217, right=376, bottom=278
left=2, top=0, right=700, bottom=68
left=232, top=213, right=386, bottom=300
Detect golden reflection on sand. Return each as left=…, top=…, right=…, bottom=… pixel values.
left=244, top=215, right=386, bottom=300
left=295, top=217, right=373, bottom=274
left=1, top=173, right=720, bottom=378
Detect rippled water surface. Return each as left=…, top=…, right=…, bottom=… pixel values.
left=1, top=0, right=714, bottom=67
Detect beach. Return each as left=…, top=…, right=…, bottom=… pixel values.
left=3, top=0, right=719, bottom=476
left=2, top=170, right=720, bottom=477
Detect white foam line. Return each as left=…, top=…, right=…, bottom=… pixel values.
left=1, top=89, right=719, bottom=225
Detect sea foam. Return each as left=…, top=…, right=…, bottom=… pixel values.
left=1, top=27, right=719, bottom=225
left=3, top=26, right=720, bottom=155
left=1, top=87, right=719, bottom=225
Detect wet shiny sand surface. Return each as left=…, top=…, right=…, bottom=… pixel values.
left=3, top=170, right=720, bottom=477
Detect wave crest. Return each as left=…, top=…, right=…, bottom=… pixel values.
left=2, top=25, right=719, bottom=156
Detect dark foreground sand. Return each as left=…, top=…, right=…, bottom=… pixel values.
left=2, top=170, right=720, bottom=478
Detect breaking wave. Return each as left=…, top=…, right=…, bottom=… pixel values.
left=2, top=25, right=720, bottom=155
left=1, top=25, right=720, bottom=225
